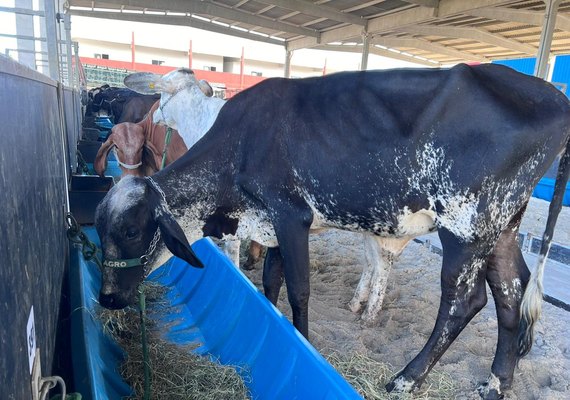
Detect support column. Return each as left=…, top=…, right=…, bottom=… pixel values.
left=64, top=13, right=73, bottom=86
left=44, top=0, right=60, bottom=81
left=188, top=40, right=193, bottom=69
left=284, top=49, right=293, bottom=78
left=240, top=47, right=245, bottom=89
left=131, top=31, right=136, bottom=70
left=361, top=32, right=370, bottom=71
left=15, top=0, right=35, bottom=69
left=534, top=0, right=562, bottom=79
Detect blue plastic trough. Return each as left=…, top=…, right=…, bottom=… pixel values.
left=71, top=226, right=362, bottom=400
left=94, top=116, right=114, bottom=130
left=532, top=177, right=570, bottom=206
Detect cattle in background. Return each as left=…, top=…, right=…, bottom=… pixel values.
left=124, top=69, right=401, bottom=322
left=93, top=101, right=187, bottom=178
left=96, top=65, right=570, bottom=400
left=85, top=84, right=160, bottom=123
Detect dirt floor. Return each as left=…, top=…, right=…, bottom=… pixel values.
left=242, top=198, right=570, bottom=400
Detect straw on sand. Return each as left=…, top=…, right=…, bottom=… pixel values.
left=324, top=350, right=456, bottom=400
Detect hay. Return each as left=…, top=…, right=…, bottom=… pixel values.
left=98, top=283, right=454, bottom=399
left=98, top=283, right=251, bottom=400
left=324, top=351, right=457, bottom=400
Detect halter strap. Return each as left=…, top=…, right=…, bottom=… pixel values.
left=117, top=160, right=143, bottom=170
left=159, top=85, right=188, bottom=120
left=113, top=147, right=142, bottom=170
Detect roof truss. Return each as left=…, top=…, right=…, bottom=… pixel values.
left=67, top=0, right=570, bottom=66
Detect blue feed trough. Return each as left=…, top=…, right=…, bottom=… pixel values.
left=70, top=226, right=362, bottom=400
left=532, top=177, right=570, bottom=206
left=94, top=116, right=114, bottom=130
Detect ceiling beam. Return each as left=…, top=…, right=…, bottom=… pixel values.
left=255, top=0, right=366, bottom=26
left=371, top=36, right=489, bottom=62
left=71, top=0, right=318, bottom=38
left=287, top=0, right=518, bottom=50
left=466, top=7, right=570, bottom=33
left=68, top=9, right=285, bottom=46
left=401, top=0, right=440, bottom=8
left=400, top=25, right=537, bottom=55
left=314, top=44, right=440, bottom=67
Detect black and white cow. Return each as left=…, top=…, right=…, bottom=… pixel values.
left=95, top=64, right=570, bottom=399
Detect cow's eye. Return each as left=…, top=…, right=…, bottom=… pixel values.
left=126, top=227, right=139, bottom=239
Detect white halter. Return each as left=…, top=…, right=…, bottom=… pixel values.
left=113, top=147, right=142, bottom=170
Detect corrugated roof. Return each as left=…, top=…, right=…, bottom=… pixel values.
left=67, top=0, right=570, bottom=67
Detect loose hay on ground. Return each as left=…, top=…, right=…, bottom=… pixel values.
left=98, top=283, right=251, bottom=400
left=324, top=350, right=456, bottom=400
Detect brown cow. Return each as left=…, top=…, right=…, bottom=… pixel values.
left=94, top=101, right=187, bottom=178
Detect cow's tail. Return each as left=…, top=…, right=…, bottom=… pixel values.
left=518, top=137, right=570, bottom=358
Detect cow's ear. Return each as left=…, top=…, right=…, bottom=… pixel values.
left=124, top=72, right=171, bottom=94
left=94, top=135, right=115, bottom=177
left=197, top=80, right=214, bottom=97
left=155, top=211, right=204, bottom=268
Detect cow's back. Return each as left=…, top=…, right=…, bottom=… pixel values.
left=195, top=64, right=569, bottom=234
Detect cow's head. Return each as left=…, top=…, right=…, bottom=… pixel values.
left=123, top=69, right=214, bottom=129
left=94, top=123, right=162, bottom=178
left=94, top=176, right=203, bottom=309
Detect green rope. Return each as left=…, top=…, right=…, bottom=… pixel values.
left=138, top=287, right=151, bottom=400
left=161, top=127, right=173, bottom=170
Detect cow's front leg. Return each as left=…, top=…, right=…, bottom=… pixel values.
left=270, top=208, right=313, bottom=339
left=221, top=239, right=240, bottom=268
left=386, top=228, right=490, bottom=393
left=262, top=246, right=284, bottom=305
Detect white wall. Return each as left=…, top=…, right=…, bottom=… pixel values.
left=70, top=16, right=425, bottom=78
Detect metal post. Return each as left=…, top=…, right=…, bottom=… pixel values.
left=15, top=0, right=35, bottom=69
left=240, top=47, right=244, bottom=89
left=44, top=0, right=60, bottom=81
left=534, top=0, right=562, bottom=79
left=361, top=32, right=370, bottom=71
left=189, top=40, right=193, bottom=69
left=64, top=13, right=73, bottom=87
left=131, top=31, right=136, bottom=70
left=73, top=41, right=80, bottom=89
left=284, top=49, right=292, bottom=78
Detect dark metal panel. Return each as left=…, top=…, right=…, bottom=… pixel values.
left=64, top=88, right=81, bottom=176
left=0, top=56, right=68, bottom=399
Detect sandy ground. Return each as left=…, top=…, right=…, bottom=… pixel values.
left=241, top=199, right=570, bottom=400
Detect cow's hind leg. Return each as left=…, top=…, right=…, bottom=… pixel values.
left=243, top=240, right=265, bottom=270
left=348, top=235, right=382, bottom=314
left=478, top=211, right=530, bottom=400
left=386, top=228, right=490, bottom=393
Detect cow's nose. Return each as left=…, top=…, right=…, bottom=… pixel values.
left=99, top=292, right=128, bottom=310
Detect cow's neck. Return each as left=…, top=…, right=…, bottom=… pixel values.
left=151, top=128, right=236, bottom=220
left=176, top=87, right=226, bottom=148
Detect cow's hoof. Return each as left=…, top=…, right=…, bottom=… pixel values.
left=241, top=262, right=256, bottom=271
left=348, top=298, right=363, bottom=313
left=477, top=374, right=505, bottom=400
left=385, top=375, right=416, bottom=393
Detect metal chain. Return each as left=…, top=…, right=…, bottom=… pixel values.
left=76, top=150, right=91, bottom=175
left=66, top=212, right=102, bottom=269
left=145, top=176, right=167, bottom=203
